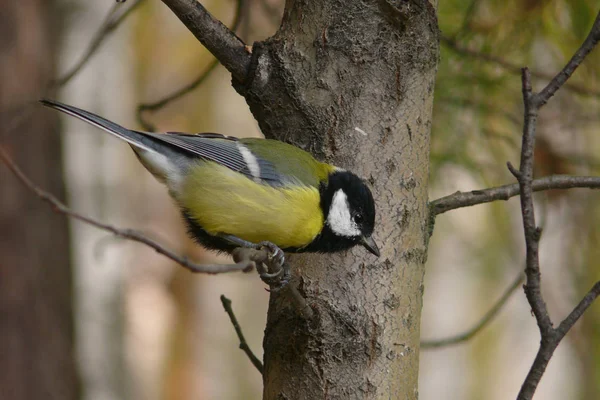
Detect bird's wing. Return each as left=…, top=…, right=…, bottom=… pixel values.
left=39, top=99, right=314, bottom=187
left=146, top=132, right=285, bottom=185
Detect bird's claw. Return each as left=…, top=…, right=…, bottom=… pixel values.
left=259, top=241, right=285, bottom=268
left=257, top=241, right=289, bottom=290
left=260, top=262, right=291, bottom=292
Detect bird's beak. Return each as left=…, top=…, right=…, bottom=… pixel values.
left=361, top=235, right=380, bottom=257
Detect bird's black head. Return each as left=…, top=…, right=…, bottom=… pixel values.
left=303, top=170, right=379, bottom=256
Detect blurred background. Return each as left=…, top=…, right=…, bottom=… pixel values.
left=1, top=0, right=599, bottom=399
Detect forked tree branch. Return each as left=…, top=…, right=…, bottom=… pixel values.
left=430, top=175, right=600, bottom=216
left=510, top=10, right=600, bottom=400
left=160, top=0, right=251, bottom=81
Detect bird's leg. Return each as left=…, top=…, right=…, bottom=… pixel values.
left=220, top=234, right=262, bottom=249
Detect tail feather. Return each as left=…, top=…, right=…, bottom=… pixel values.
left=40, top=99, right=156, bottom=153
left=41, top=99, right=189, bottom=191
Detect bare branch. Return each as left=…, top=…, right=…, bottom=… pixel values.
left=54, top=0, right=145, bottom=87
left=555, top=281, right=600, bottom=341
left=509, top=9, right=600, bottom=400
left=421, top=272, right=524, bottom=349
left=0, top=145, right=257, bottom=275
left=220, top=295, right=264, bottom=374
left=430, top=175, right=600, bottom=216
left=159, top=0, right=251, bottom=82
left=513, top=68, right=554, bottom=336
left=518, top=280, right=600, bottom=400
left=535, top=12, right=600, bottom=106
left=137, top=0, right=244, bottom=131
left=441, top=34, right=600, bottom=99
left=137, top=60, right=219, bottom=131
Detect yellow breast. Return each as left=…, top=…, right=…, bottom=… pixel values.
left=178, top=161, right=324, bottom=249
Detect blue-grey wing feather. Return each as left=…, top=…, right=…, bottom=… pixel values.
left=143, top=132, right=284, bottom=185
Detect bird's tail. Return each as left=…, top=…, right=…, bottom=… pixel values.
left=40, top=99, right=155, bottom=153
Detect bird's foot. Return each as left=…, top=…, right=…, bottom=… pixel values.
left=259, top=262, right=291, bottom=291
left=257, top=241, right=289, bottom=290
left=220, top=235, right=289, bottom=289
left=259, top=241, right=285, bottom=267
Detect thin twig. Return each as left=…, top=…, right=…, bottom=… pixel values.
left=554, top=281, right=600, bottom=341
left=136, top=60, right=219, bottom=131
left=441, top=34, right=600, bottom=99
left=509, top=9, right=600, bottom=400
left=159, top=0, right=251, bottom=81
left=430, top=175, right=600, bottom=216
left=421, top=272, right=524, bottom=349
left=1, top=3, right=143, bottom=124
left=0, top=146, right=257, bottom=274
left=535, top=12, right=600, bottom=106
left=220, top=295, right=264, bottom=374
left=54, top=0, right=146, bottom=87
left=137, top=0, right=245, bottom=131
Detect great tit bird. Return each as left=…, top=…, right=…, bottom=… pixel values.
left=41, top=99, right=380, bottom=257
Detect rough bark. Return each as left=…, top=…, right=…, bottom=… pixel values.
left=0, top=1, right=79, bottom=399
left=230, top=1, right=439, bottom=398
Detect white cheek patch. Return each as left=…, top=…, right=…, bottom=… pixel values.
left=327, top=189, right=361, bottom=237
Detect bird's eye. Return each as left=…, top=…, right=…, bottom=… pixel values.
left=354, top=213, right=364, bottom=224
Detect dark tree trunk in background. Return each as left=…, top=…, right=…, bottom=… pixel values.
left=0, top=1, right=79, bottom=399
left=232, top=1, right=439, bottom=398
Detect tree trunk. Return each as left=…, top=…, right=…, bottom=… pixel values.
left=232, top=1, right=439, bottom=398
left=0, top=1, right=79, bottom=399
